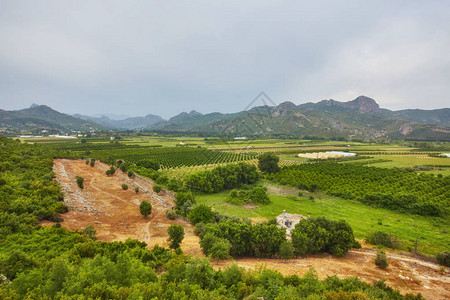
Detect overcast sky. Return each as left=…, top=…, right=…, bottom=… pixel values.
left=1, top=1, right=449, bottom=119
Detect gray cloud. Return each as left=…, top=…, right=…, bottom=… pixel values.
left=0, top=0, right=449, bottom=118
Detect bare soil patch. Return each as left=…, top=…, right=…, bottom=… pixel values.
left=48, top=159, right=201, bottom=256
left=211, top=249, right=449, bottom=299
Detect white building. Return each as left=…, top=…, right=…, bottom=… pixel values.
left=276, top=210, right=308, bottom=236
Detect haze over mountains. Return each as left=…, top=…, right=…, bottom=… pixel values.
left=1, top=96, right=449, bottom=141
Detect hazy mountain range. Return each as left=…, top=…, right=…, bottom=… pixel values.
left=1, top=96, right=449, bottom=140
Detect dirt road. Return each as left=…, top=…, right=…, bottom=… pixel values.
left=49, top=159, right=449, bottom=299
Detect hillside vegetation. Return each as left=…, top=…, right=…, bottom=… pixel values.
left=0, top=137, right=425, bottom=299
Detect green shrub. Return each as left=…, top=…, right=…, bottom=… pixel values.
left=134, top=186, right=139, bottom=193
left=375, top=251, right=388, bottom=269
left=167, top=179, right=182, bottom=192
left=353, top=240, right=362, bottom=249
left=292, top=217, right=355, bottom=257
left=156, top=175, right=168, bottom=185
left=226, top=186, right=270, bottom=206
left=153, top=185, right=162, bottom=193
left=121, top=183, right=128, bottom=190
left=365, top=231, right=400, bottom=249
left=279, top=241, right=294, bottom=260
left=165, top=209, right=177, bottom=220
left=209, top=238, right=231, bottom=260
left=139, top=200, right=152, bottom=218
left=189, top=204, right=214, bottom=225
left=167, top=224, right=184, bottom=249
left=436, top=251, right=450, bottom=267
left=258, top=153, right=280, bottom=173
left=76, top=176, right=84, bottom=189
left=90, top=159, right=95, bottom=167
left=194, top=222, right=206, bottom=236
left=106, top=166, right=115, bottom=176
left=127, top=170, right=134, bottom=178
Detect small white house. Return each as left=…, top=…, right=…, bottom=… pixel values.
left=276, top=210, right=307, bottom=236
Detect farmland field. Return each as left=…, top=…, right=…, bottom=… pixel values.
left=3, top=135, right=450, bottom=300
left=196, top=186, right=450, bottom=256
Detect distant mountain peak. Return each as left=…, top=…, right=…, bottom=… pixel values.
left=169, top=110, right=203, bottom=122
left=277, top=101, right=296, bottom=109
left=30, top=103, right=39, bottom=108
left=318, top=96, right=380, bottom=113
left=189, top=110, right=202, bottom=116
left=348, top=96, right=380, bottom=113
left=272, top=101, right=297, bottom=117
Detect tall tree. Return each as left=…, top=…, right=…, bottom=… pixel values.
left=258, top=153, right=280, bottom=173
left=139, top=200, right=152, bottom=218
left=167, top=224, right=184, bottom=249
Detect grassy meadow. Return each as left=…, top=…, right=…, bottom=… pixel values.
left=196, top=185, right=450, bottom=256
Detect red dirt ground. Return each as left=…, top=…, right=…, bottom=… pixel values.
left=46, top=159, right=449, bottom=299
left=47, top=159, right=201, bottom=256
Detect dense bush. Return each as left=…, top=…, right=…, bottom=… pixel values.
left=184, top=163, right=259, bottom=193
left=365, top=231, right=401, bottom=249
left=291, top=217, right=355, bottom=257
left=106, top=166, right=116, bottom=176
left=152, top=184, right=162, bottom=193
left=375, top=251, right=389, bottom=269
left=227, top=186, right=270, bottom=205
left=279, top=241, right=294, bottom=260
left=201, top=220, right=287, bottom=257
left=167, top=178, right=183, bottom=192
left=76, top=176, right=84, bottom=189
left=165, top=209, right=177, bottom=220
left=139, top=200, right=152, bottom=218
left=121, top=183, right=128, bottom=190
left=174, top=191, right=196, bottom=216
left=200, top=233, right=232, bottom=259
left=167, top=224, right=184, bottom=249
left=258, top=152, right=280, bottom=173
left=188, top=204, right=214, bottom=225
left=436, top=251, right=450, bottom=267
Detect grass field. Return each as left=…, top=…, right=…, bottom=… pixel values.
left=339, top=155, right=450, bottom=176
left=196, top=185, right=450, bottom=256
